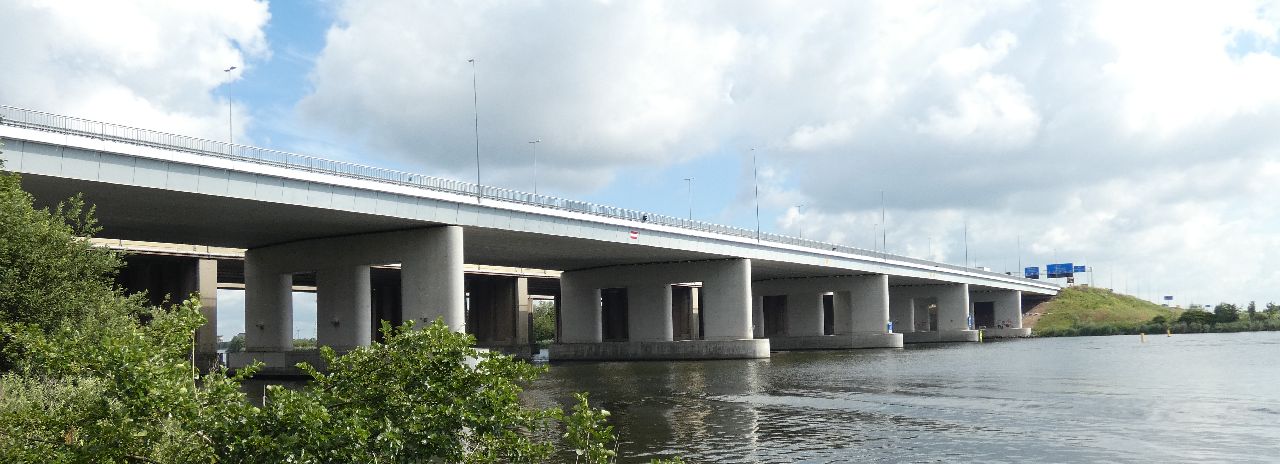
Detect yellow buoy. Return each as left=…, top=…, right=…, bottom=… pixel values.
left=979, top=330, right=984, bottom=343
left=1167, top=328, right=1171, bottom=337
left=1139, top=332, right=1146, bottom=343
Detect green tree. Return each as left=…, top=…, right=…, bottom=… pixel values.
left=1, top=164, right=125, bottom=369
left=1177, top=309, right=1215, bottom=325
left=533, top=300, right=556, bottom=346
left=1213, top=303, right=1240, bottom=323
left=1247, top=301, right=1259, bottom=320
left=1266, top=302, right=1280, bottom=319
left=225, top=333, right=245, bottom=353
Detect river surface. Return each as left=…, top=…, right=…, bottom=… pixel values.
left=525, top=332, right=1280, bottom=463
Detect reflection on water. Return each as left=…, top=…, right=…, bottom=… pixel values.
left=528, top=332, right=1280, bottom=463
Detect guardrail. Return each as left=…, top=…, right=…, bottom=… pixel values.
left=0, top=104, right=1051, bottom=286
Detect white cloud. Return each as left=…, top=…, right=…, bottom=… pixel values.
left=289, top=0, right=1280, bottom=304
left=0, top=0, right=270, bottom=140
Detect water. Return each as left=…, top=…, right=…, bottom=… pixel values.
left=528, top=332, right=1280, bottom=463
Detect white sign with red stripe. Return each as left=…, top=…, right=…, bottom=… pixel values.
left=629, top=230, right=639, bottom=240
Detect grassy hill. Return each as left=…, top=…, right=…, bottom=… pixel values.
left=1032, top=286, right=1180, bottom=336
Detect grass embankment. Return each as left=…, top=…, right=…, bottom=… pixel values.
left=1033, top=287, right=1280, bottom=336
left=1032, top=287, right=1179, bottom=337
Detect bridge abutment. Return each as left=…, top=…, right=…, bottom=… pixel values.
left=550, top=258, right=767, bottom=360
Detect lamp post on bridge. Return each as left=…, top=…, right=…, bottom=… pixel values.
left=222, top=66, right=236, bottom=145
left=684, top=177, right=694, bottom=221
left=529, top=139, right=541, bottom=195
left=796, top=204, right=805, bottom=239
left=468, top=58, right=481, bottom=201
left=751, top=147, right=761, bottom=242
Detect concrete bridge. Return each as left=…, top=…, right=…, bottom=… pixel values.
left=0, top=105, right=1056, bottom=369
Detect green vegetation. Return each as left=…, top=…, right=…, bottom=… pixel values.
left=0, top=162, right=124, bottom=370
left=0, top=164, right=681, bottom=463
left=533, top=300, right=556, bottom=347
left=1033, top=287, right=1280, bottom=337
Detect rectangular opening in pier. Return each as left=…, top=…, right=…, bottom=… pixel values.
left=762, top=295, right=787, bottom=337
left=601, top=287, right=629, bottom=341
left=823, top=293, right=834, bottom=335
left=973, top=301, right=995, bottom=328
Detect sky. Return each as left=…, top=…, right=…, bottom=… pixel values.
left=3, top=1, right=1280, bottom=339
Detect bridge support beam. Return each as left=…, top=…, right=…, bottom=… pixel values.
left=972, top=289, right=1030, bottom=338
left=897, top=283, right=979, bottom=344
left=551, top=258, right=767, bottom=360
left=232, top=226, right=464, bottom=374
left=756, top=274, right=902, bottom=350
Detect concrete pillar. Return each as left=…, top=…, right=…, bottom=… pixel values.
left=244, top=249, right=293, bottom=351
left=559, top=272, right=602, bottom=343
left=316, top=265, right=372, bottom=350
left=994, top=290, right=1022, bottom=328
left=838, top=274, right=889, bottom=333
left=401, top=226, right=465, bottom=331
left=702, top=258, right=753, bottom=341
left=937, top=283, right=971, bottom=331
left=889, top=289, right=915, bottom=333
left=785, top=292, right=825, bottom=336
left=516, top=277, right=531, bottom=346
left=629, top=284, right=673, bottom=342
left=192, top=259, right=219, bottom=366
left=690, top=286, right=701, bottom=340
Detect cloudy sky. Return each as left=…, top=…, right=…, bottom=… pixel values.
left=4, top=1, right=1280, bottom=336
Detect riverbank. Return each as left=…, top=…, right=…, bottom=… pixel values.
left=1031, top=287, right=1280, bottom=336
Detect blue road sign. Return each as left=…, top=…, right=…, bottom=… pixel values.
left=1047, top=263, right=1074, bottom=278
left=1024, top=266, right=1040, bottom=279
left=1073, top=265, right=1087, bottom=273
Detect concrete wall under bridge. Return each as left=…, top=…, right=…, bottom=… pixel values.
left=751, top=275, right=902, bottom=350
left=552, top=259, right=768, bottom=360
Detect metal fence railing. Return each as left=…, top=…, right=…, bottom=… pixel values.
left=0, top=104, right=1051, bottom=286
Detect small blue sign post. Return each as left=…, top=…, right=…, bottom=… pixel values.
left=1024, top=266, right=1040, bottom=279
left=1073, top=265, right=1087, bottom=273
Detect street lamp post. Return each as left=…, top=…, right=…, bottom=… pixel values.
left=796, top=204, right=805, bottom=239
left=751, top=148, right=761, bottom=241
left=683, top=177, right=694, bottom=221
left=223, top=66, right=236, bottom=145
left=468, top=58, right=481, bottom=201
left=528, top=139, right=541, bottom=195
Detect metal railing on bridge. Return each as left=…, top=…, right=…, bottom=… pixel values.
left=0, top=105, right=1043, bottom=284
